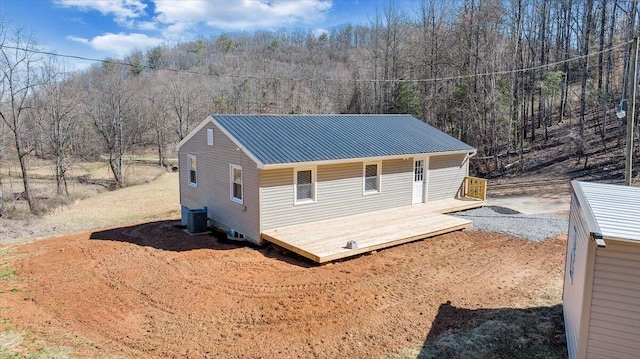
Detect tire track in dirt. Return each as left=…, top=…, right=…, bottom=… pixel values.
left=1, top=222, right=567, bottom=358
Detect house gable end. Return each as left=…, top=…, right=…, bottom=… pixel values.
left=176, top=116, right=266, bottom=169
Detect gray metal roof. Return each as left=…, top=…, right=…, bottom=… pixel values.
left=212, top=114, right=475, bottom=166
left=574, top=181, right=640, bottom=242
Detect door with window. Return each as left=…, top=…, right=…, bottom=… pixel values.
left=412, top=158, right=425, bottom=204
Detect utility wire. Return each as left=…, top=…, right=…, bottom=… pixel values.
left=0, top=39, right=633, bottom=83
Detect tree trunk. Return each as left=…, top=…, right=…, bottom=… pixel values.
left=17, top=141, right=34, bottom=212
left=579, top=0, right=595, bottom=136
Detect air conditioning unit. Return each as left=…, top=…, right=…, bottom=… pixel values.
left=187, top=208, right=208, bottom=234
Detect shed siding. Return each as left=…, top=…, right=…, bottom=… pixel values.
left=260, top=159, right=412, bottom=230
left=179, top=122, right=260, bottom=242
left=563, top=192, right=594, bottom=359
left=427, top=154, right=468, bottom=201
left=586, top=240, right=640, bottom=359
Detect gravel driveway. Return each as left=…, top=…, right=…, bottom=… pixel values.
left=452, top=206, right=569, bottom=242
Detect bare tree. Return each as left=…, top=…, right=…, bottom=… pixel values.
left=145, top=73, right=173, bottom=167
left=166, top=73, right=205, bottom=140
left=579, top=0, right=595, bottom=135
left=84, top=64, right=135, bottom=188
left=0, top=21, right=40, bottom=213
left=34, top=58, right=78, bottom=196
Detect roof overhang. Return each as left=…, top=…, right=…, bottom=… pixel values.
left=258, top=149, right=477, bottom=170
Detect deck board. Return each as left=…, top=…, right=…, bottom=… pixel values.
left=261, top=198, right=485, bottom=263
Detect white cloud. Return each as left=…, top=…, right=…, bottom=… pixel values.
left=136, top=20, right=158, bottom=31
left=55, top=0, right=147, bottom=27
left=61, top=0, right=335, bottom=57
left=67, top=35, right=90, bottom=45
left=68, top=33, right=165, bottom=57
left=154, top=0, right=333, bottom=31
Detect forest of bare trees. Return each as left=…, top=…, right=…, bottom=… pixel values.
left=1, top=0, right=639, bottom=214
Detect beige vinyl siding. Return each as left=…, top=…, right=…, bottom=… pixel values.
left=586, top=240, right=640, bottom=359
left=563, top=192, right=595, bottom=359
left=179, top=122, right=260, bottom=243
left=427, top=154, right=468, bottom=201
left=260, top=159, right=412, bottom=230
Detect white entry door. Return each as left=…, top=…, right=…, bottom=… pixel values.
left=412, top=158, right=425, bottom=204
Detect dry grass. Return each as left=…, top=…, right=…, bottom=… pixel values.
left=0, top=330, right=23, bottom=357
left=391, top=305, right=566, bottom=359
left=41, top=172, right=179, bottom=229
left=417, top=306, right=566, bottom=358
left=0, top=172, right=179, bottom=244
left=0, top=329, right=73, bottom=359
left=0, top=157, right=171, bottom=222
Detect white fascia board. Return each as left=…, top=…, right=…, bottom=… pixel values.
left=258, top=149, right=476, bottom=170
left=209, top=116, right=265, bottom=169
left=175, top=116, right=215, bottom=151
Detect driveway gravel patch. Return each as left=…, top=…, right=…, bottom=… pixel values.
left=452, top=206, right=568, bottom=241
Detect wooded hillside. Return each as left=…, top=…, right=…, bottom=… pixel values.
left=1, top=0, right=639, bottom=214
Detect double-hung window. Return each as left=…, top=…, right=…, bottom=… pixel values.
left=295, top=167, right=316, bottom=204
left=363, top=162, right=381, bottom=194
left=230, top=164, right=243, bottom=203
left=188, top=154, right=197, bottom=186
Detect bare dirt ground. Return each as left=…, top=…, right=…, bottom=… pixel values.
left=0, top=163, right=570, bottom=358
left=0, top=220, right=566, bottom=358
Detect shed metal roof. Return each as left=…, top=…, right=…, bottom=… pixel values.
left=210, top=114, right=474, bottom=167
left=573, top=181, right=640, bottom=242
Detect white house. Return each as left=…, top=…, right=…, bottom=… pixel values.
left=176, top=114, right=485, bottom=262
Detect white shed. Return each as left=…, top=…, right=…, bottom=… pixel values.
left=563, top=181, right=640, bottom=359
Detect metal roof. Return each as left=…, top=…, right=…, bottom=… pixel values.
left=573, top=181, right=640, bottom=242
left=211, top=114, right=475, bottom=166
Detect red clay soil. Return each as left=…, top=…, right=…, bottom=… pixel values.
left=0, top=222, right=566, bottom=358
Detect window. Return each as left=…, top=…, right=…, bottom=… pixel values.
left=363, top=162, right=381, bottom=193
left=207, top=128, right=214, bottom=146
left=188, top=155, right=197, bottom=186
left=295, top=168, right=316, bottom=203
left=230, top=164, right=243, bottom=203
left=414, top=160, right=424, bottom=181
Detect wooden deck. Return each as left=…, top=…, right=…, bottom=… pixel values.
left=261, top=198, right=486, bottom=263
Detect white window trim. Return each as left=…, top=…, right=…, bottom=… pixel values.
left=294, top=166, right=317, bottom=205
left=363, top=161, right=381, bottom=195
left=187, top=154, right=197, bottom=187
left=230, top=164, right=243, bottom=204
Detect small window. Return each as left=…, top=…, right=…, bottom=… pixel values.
left=230, top=164, right=243, bottom=203
left=188, top=154, right=197, bottom=186
left=414, top=160, right=424, bottom=181
left=207, top=128, right=214, bottom=146
left=295, top=168, right=316, bottom=203
left=363, top=162, right=381, bottom=193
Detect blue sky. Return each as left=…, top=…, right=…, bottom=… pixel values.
left=0, top=0, right=414, bottom=69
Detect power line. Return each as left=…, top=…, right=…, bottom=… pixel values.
left=0, top=39, right=633, bottom=83
left=397, top=40, right=633, bottom=83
